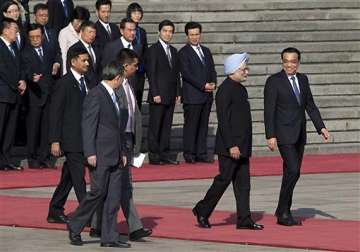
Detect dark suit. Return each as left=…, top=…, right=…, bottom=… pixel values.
left=41, top=25, right=61, bottom=70
left=47, top=0, right=74, bottom=33
left=93, top=21, right=120, bottom=53
left=21, top=44, right=55, bottom=163
left=68, top=83, right=127, bottom=243
left=102, top=38, right=145, bottom=109
left=194, top=77, right=253, bottom=225
left=178, top=44, right=217, bottom=160
left=47, top=71, right=94, bottom=217
left=69, top=41, right=101, bottom=88
left=0, top=38, right=23, bottom=169
left=264, top=70, right=325, bottom=216
left=146, top=41, right=181, bottom=161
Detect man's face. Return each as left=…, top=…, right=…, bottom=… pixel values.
left=282, top=52, right=299, bottom=76
left=232, top=64, right=249, bottom=83
left=28, top=28, right=43, bottom=48
left=159, top=25, right=174, bottom=43
left=120, top=22, right=136, bottom=42
left=124, top=58, right=139, bottom=78
left=34, top=9, right=49, bottom=26
left=3, top=4, right=20, bottom=21
left=96, top=4, right=111, bottom=23
left=81, top=26, right=96, bottom=44
left=71, top=53, right=90, bottom=74
left=130, top=10, right=142, bottom=23
left=72, top=19, right=84, bottom=33
left=187, top=28, right=201, bottom=46
left=3, top=22, right=18, bottom=43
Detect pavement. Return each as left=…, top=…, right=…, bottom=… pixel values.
left=0, top=172, right=359, bottom=251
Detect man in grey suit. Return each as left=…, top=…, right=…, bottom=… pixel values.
left=67, top=61, right=130, bottom=248
left=90, top=48, right=151, bottom=241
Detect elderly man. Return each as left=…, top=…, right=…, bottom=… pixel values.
left=192, top=53, right=264, bottom=230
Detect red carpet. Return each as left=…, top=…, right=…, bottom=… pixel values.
left=0, top=153, right=359, bottom=189
left=0, top=195, right=359, bottom=252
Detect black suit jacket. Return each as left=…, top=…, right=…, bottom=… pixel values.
left=42, top=25, right=61, bottom=65
left=101, top=38, right=143, bottom=89
left=0, top=39, right=22, bottom=104
left=215, top=77, right=252, bottom=157
left=49, top=71, right=94, bottom=152
left=134, top=25, right=147, bottom=74
left=93, top=21, right=120, bottom=52
left=178, top=44, right=217, bottom=104
left=264, top=70, right=325, bottom=145
left=47, top=0, right=74, bottom=33
left=146, top=41, right=181, bottom=105
left=69, top=41, right=101, bottom=88
left=82, top=84, right=127, bottom=166
left=21, top=44, right=56, bottom=106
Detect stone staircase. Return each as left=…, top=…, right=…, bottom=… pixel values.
left=33, top=0, right=360, bottom=156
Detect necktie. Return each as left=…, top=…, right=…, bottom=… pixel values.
left=16, top=33, right=21, bottom=50
left=43, top=27, right=50, bottom=43
left=37, top=47, right=44, bottom=62
left=124, top=81, right=134, bottom=131
left=135, top=26, right=141, bottom=45
left=166, top=45, right=172, bottom=68
left=127, top=43, right=132, bottom=50
left=111, top=92, right=120, bottom=115
left=196, top=45, right=205, bottom=65
left=8, top=45, right=15, bottom=58
left=88, top=45, right=95, bottom=66
left=62, top=0, right=69, bottom=18
left=106, top=24, right=111, bottom=36
left=290, top=76, right=301, bottom=105
left=79, top=76, right=87, bottom=98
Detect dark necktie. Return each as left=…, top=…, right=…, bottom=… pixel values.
left=16, top=33, right=21, bottom=50
left=196, top=45, right=205, bottom=65
left=135, top=26, right=141, bottom=45
left=62, top=0, right=69, bottom=18
left=37, top=47, right=44, bottom=62
left=290, top=76, right=301, bottom=105
left=166, top=45, right=172, bottom=68
left=43, top=26, right=50, bottom=43
left=79, top=76, right=87, bottom=98
left=127, top=43, right=132, bottom=50
left=88, top=45, right=95, bottom=66
left=111, top=92, right=120, bottom=116
left=106, top=24, right=111, bottom=36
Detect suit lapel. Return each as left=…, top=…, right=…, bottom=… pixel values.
left=157, top=42, right=171, bottom=69
left=99, top=84, right=120, bottom=124
left=187, top=44, right=205, bottom=67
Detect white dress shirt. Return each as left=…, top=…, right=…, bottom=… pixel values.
left=80, top=39, right=96, bottom=65
left=121, top=36, right=133, bottom=50
left=122, top=78, right=136, bottom=132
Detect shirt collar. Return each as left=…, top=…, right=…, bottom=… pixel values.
left=70, top=68, right=83, bottom=83
left=80, top=38, right=90, bottom=48
left=159, top=38, right=169, bottom=50
left=0, top=36, right=12, bottom=47
left=99, top=19, right=109, bottom=29
left=121, top=36, right=132, bottom=48
left=101, top=81, right=115, bottom=96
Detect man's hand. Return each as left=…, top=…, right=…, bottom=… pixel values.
left=267, top=137, right=277, bottom=151
left=204, top=83, right=215, bottom=92
left=321, top=128, right=330, bottom=143
left=87, top=155, right=97, bottom=167
left=52, top=63, right=60, bottom=75
left=153, top=96, right=161, bottom=104
left=32, top=73, right=42, bottom=82
left=229, top=146, right=241, bottom=159
left=18, top=80, right=26, bottom=95
left=176, top=96, right=181, bottom=104
left=51, top=142, right=62, bottom=157
left=121, top=155, right=127, bottom=168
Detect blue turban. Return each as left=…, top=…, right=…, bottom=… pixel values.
left=224, top=52, right=249, bottom=75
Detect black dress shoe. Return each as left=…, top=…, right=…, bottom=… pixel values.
left=100, top=241, right=131, bottom=248
left=237, top=222, right=264, bottom=230
left=89, top=228, right=101, bottom=238
left=5, top=163, right=23, bottom=171
left=67, top=224, right=83, bottom=246
left=277, top=216, right=302, bottom=226
left=192, top=208, right=211, bottom=228
left=149, top=159, right=164, bottom=165
left=129, top=228, right=152, bottom=241
left=161, top=158, right=179, bottom=165
left=47, top=214, right=69, bottom=224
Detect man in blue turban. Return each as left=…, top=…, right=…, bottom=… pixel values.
left=192, top=53, right=264, bottom=230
